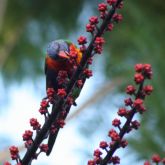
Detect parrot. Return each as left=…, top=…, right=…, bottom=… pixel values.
left=45, top=39, right=84, bottom=155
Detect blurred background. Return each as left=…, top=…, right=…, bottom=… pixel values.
left=0, top=0, right=165, bottom=164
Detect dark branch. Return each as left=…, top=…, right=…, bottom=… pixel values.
left=21, top=1, right=123, bottom=164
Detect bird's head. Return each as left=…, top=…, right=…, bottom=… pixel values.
left=46, top=40, right=70, bottom=61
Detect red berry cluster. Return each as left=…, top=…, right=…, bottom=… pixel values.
left=7, top=0, right=125, bottom=164
left=94, top=37, right=105, bottom=54
left=85, top=0, right=123, bottom=55
left=3, top=146, right=21, bottom=165
left=144, top=154, right=165, bottom=165
left=88, top=64, right=153, bottom=165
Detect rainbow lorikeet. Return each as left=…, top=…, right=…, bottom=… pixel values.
left=45, top=40, right=83, bottom=155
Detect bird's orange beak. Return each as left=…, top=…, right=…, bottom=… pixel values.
left=58, top=51, right=70, bottom=59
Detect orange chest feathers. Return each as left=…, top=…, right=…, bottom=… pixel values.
left=45, top=55, right=72, bottom=73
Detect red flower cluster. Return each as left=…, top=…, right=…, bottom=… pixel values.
left=39, top=99, right=49, bottom=115
left=39, top=144, right=49, bottom=153
left=9, top=146, right=19, bottom=160
left=131, top=120, right=140, bottom=130
left=83, top=68, right=93, bottom=78
left=107, top=23, right=114, bottom=31
left=77, top=36, right=87, bottom=45
left=3, top=162, right=12, bottom=165
left=152, top=154, right=161, bottom=163
left=107, top=0, right=117, bottom=5
left=135, top=63, right=152, bottom=79
left=86, top=23, right=95, bottom=33
left=46, top=88, right=55, bottom=98
left=40, top=99, right=49, bottom=109
left=57, top=88, right=67, bottom=98
left=113, top=13, right=123, bottom=23
left=126, top=85, right=136, bottom=95
left=22, top=130, right=33, bottom=141
left=112, top=118, right=121, bottom=127
left=108, top=129, right=120, bottom=141
left=56, top=119, right=65, bottom=128
left=88, top=64, right=153, bottom=165
left=94, top=37, right=105, bottom=54
left=99, top=141, right=108, bottom=149
left=144, top=153, right=165, bottom=165
left=89, top=16, right=99, bottom=25
left=109, top=156, right=120, bottom=164
left=98, top=3, right=107, bottom=12
left=98, top=3, right=107, bottom=19
left=30, top=118, right=41, bottom=131
left=117, top=107, right=128, bottom=117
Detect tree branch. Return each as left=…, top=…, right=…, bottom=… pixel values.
left=21, top=1, right=123, bottom=164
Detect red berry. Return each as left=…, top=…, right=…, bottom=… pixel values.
left=89, top=16, right=99, bottom=25
left=133, top=99, right=143, bottom=108
left=94, top=149, right=102, bottom=157
left=143, top=85, right=153, bottom=95
left=40, top=100, right=49, bottom=108
left=135, top=64, right=143, bottom=72
left=131, top=120, right=140, bottom=130
left=9, top=146, right=19, bottom=160
left=99, top=141, right=108, bottom=149
left=95, top=37, right=105, bottom=45
left=134, top=73, right=144, bottom=84
left=3, top=162, right=11, bottom=165
left=47, top=88, right=55, bottom=98
left=86, top=23, right=95, bottom=33
left=107, top=23, right=114, bottom=31
left=144, top=161, right=151, bottom=165
left=83, top=69, right=93, bottom=78
left=77, top=36, right=87, bottom=45
left=22, top=130, right=33, bottom=141
left=87, top=160, right=96, bottom=165
left=126, top=85, right=136, bottom=95
left=25, top=140, right=33, bottom=148
left=57, top=88, right=67, bottom=98
left=117, top=108, right=127, bottom=117
left=98, top=3, right=107, bottom=12
left=112, top=118, right=121, bottom=127
left=107, top=0, right=117, bottom=5
left=40, top=144, right=49, bottom=153
left=143, top=64, right=152, bottom=73
left=110, top=156, right=120, bottom=164
left=124, top=98, right=133, bottom=106
left=162, top=158, right=165, bottom=163
left=30, top=118, right=41, bottom=130
left=120, top=139, right=128, bottom=148
left=113, top=13, right=123, bottom=22
left=143, top=64, right=153, bottom=79
left=108, top=129, right=120, bottom=141
left=152, top=154, right=161, bottom=163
